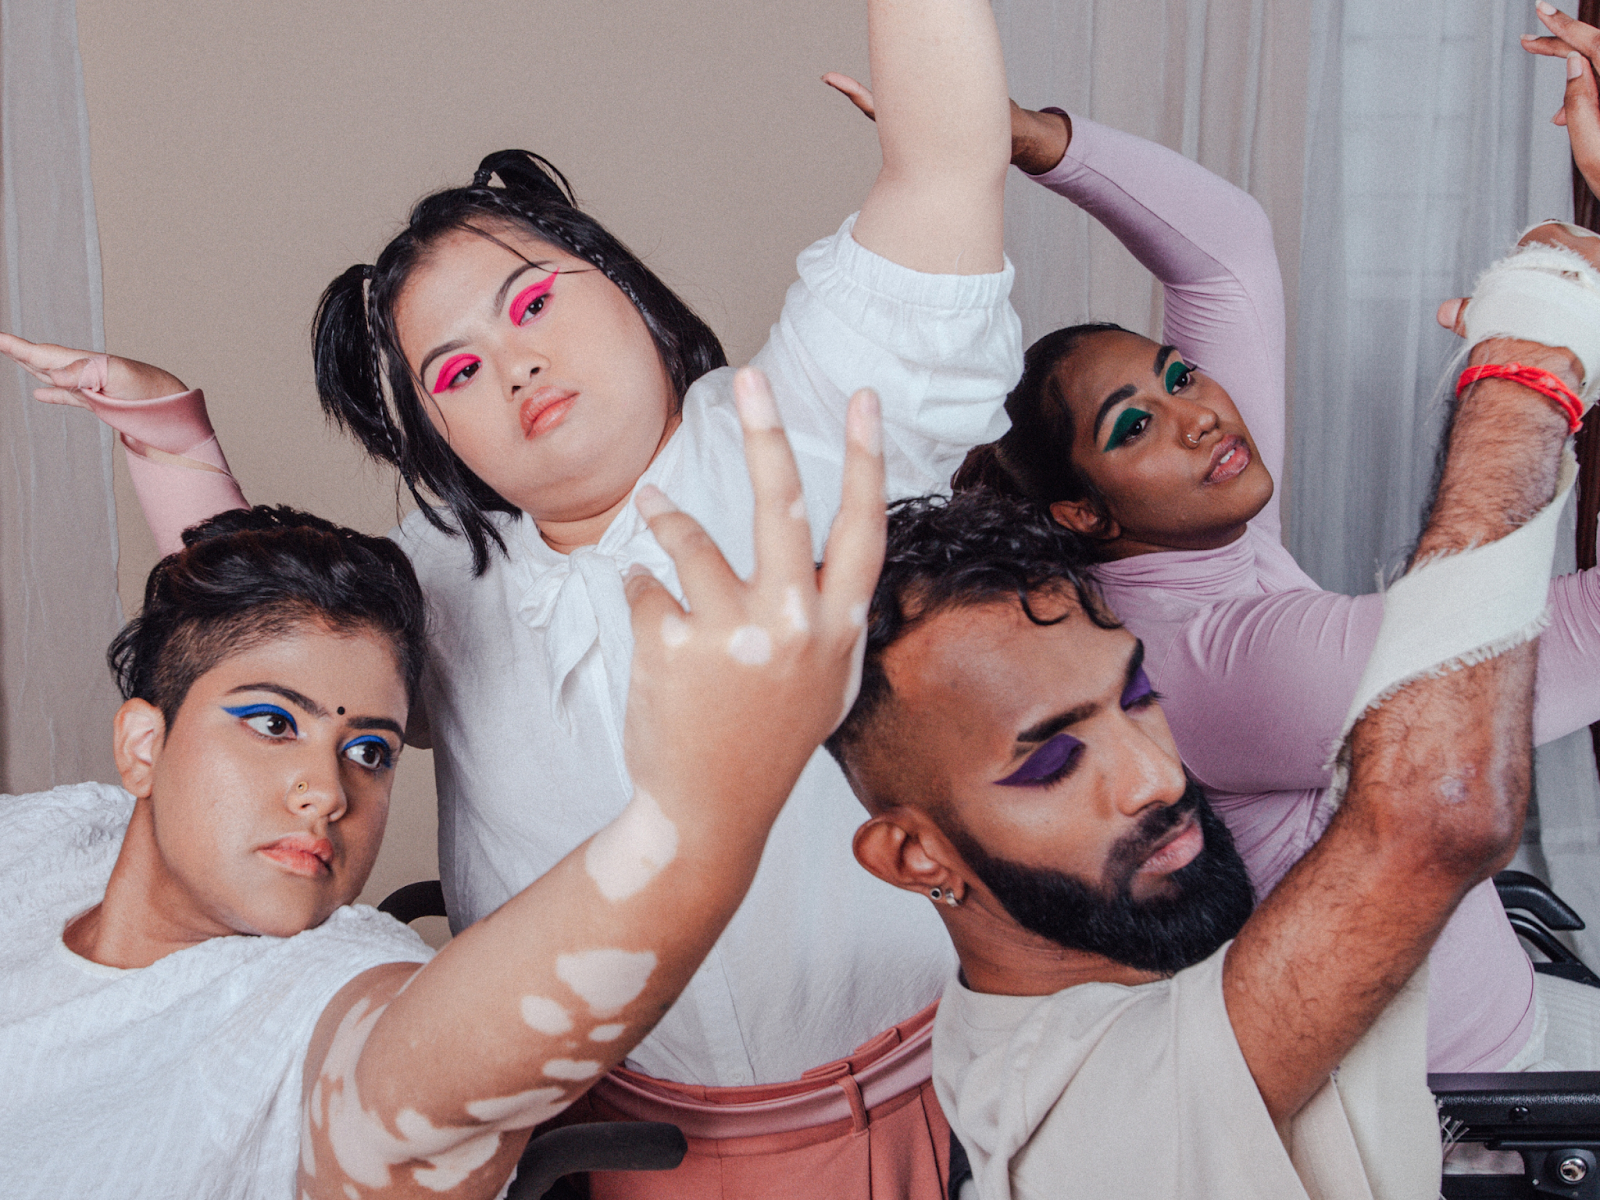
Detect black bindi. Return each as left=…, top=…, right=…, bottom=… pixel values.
left=337, top=706, right=345, bottom=715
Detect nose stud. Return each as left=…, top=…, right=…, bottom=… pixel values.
left=295, top=781, right=308, bottom=794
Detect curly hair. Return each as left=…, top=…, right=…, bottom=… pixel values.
left=108, top=506, right=429, bottom=726
left=825, top=488, right=1117, bottom=777
left=314, top=149, right=728, bottom=575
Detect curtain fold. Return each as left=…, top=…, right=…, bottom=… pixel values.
left=0, top=0, right=121, bottom=791
left=1290, top=0, right=1600, bottom=959
left=994, top=0, right=1310, bottom=418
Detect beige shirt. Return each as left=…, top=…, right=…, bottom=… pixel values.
left=933, top=943, right=1440, bottom=1200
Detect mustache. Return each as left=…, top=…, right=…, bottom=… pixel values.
left=1102, top=782, right=1204, bottom=894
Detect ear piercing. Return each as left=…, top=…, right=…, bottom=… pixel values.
left=929, top=886, right=961, bottom=908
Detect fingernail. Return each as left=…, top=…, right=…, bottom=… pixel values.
left=635, top=484, right=678, bottom=519
left=847, top=389, right=883, bottom=455
left=1540, top=1, right=1559, bottom=16
left=734, top=367, right=780, bottom=430
left=1571, top=51, right=1585, bottom=78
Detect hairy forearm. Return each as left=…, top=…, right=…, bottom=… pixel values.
left=1225, top=336, right=1572, bottom=1122
left=1413, top=338, right=1577, bottom=559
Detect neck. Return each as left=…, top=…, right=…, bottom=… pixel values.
left=532, top=409, right=684, bottom=556
left=537, top=492, right=636, bottom=556
left=944, top=897, right=1161, bottom=995
left=1097, top=520, right=1249, bottom=561
left=64, top=799, right=230, bottom=969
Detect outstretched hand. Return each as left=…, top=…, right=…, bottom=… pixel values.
left=623, top=367, right=885, bottom=819
left=1523, top=4, right=1600, bottom=195
left=822, top=73, right=1072, bottom=177
left=0, top=331, right=186, bottom=409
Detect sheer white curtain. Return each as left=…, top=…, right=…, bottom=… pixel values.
left=1289, top=0, right=1600, bottom=960
left=0, top=0, right=121, bottom=792
left=995, top=0, right=1310, bottom=394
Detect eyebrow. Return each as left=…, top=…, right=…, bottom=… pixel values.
left=347, top=716, right=406, bottom=739
left=224, top=683, right=402, bottom=738
left=1090, top=345, right=1181, bottom=441
left=493, top=261, right=543, bottom=315
left=1012, top=640, right=1146, bottom=746
left=415, top=258, right=557, bottom=382
left=418, top=339, right=468, bottom=385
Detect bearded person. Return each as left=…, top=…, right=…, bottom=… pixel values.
left=824, top=250, right=1593, bottom=1197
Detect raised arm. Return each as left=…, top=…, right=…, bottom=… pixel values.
left=850, top=0, right=1010, bottom=275
left=1218, top=265, right=1581, bottom=1120
left=0, top=332, right=246, bottom=554
left=297, top=372, right=887, bottom=1200
left=1025, top=113, right=1288, bottom=535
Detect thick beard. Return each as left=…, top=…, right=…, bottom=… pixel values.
left=944, top=782, right=1255, bottom=975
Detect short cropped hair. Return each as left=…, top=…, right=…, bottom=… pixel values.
left=825, top=489, right=1117, bottom=780
left=108, top=506, right=429, bottom=727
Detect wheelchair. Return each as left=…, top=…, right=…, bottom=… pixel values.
left=377, top=882, right=686, bottom=1200
left=1430, top=871, right=1600, bottom=1198
left=388, top=874, right=1600, bottom=1200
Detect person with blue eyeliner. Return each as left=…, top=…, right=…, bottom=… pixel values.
left=1, top=372, right=890, bottom=1200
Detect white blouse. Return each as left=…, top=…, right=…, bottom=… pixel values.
left=0, top=782, right=432, bottom=1199
left=397, top=214, right=1022, bottom=1086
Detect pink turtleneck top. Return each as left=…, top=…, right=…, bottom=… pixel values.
left=1038, top=115, right=1600, bottom=1071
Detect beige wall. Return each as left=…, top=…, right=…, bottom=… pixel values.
left=76, top=0, right=881, bottom=932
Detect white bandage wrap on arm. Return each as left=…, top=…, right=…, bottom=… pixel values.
left=1325, top=452, right=1575, bottom=778
left=1463, top=230, right=1600, bottom=405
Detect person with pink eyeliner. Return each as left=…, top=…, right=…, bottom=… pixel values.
left=0, top=1, right=1018, bottom=1193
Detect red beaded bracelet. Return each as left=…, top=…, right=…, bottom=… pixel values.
left=1456, top=363, right=1584, bottom=433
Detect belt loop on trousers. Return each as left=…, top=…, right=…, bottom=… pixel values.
left=836, top=1072, right=869, bottom=1132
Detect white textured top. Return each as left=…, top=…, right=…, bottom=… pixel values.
left=934, top=945, right=1440, bottom=1200
left=0, top=781, right=432, bottom=1199
left=397, top=213, right=1022, bottom=1086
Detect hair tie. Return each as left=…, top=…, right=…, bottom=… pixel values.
left=471, top=167, right=494, bottom=188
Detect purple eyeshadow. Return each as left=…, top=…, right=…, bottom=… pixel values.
left=1121, top=667, right=1154, bottom=709
left=996, top=733, right=1085, bottom=787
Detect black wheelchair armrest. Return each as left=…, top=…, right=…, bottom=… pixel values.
left=376, top=879, right=448, bottom=925
left=1496, top=872, right=1587, bottom=933
left=506, top=1121, right=687, bottom=1200
left=1433, top=1072, right=1600, bottom=1198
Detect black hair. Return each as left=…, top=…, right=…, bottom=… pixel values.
left=952, top=322, right=1128, bottom=548
left=314, top=149, right=728, bottom=575
left=825, top=488, right=1118, bottom=780
left=108, top=506, right=429, bottom=727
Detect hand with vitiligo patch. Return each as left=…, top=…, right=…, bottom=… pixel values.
left=295, top=367, right=886, bottom=1200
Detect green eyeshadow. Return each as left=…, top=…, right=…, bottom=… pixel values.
left=1105, top=407, right=1150, bottom=450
